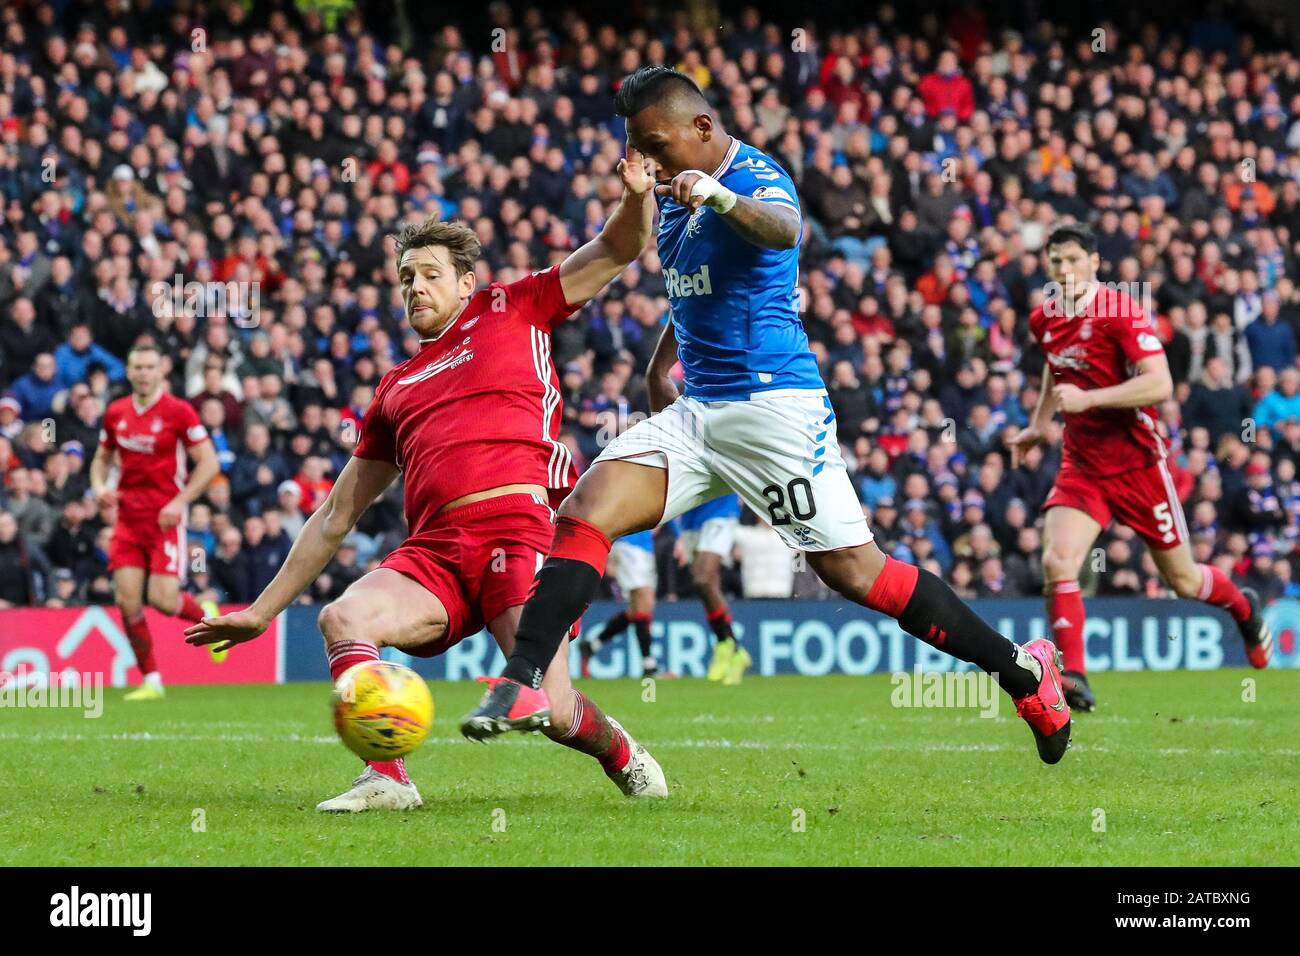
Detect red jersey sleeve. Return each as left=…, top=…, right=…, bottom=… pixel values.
left=176, top=399, right=209, bottom=448
left=504, top=265, right=581, bottom=331
left=1109, top=293, right=1165, bottom=366
left=352, top=385, right=397, bottom=464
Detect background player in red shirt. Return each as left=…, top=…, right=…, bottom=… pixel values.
left=1012, top=224, right=1273, bottom=711
left=185, top=148, right=667, bottom=811
left=90, top=342, right=221, bottom=701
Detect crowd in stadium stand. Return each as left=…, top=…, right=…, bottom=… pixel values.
left=1, top=0, right=1299, bottom=610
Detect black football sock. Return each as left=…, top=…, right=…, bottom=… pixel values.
left=864, top=557, right=1039, bottom=698
left=600, top=610, right=631, bottom=641
left=632, top=616, right=655, bottom=671
left=504, top=557, right=603, bottom=687
left=504, top=516, right=612, bottom=688
left=706, top=607, right=735, bottom=644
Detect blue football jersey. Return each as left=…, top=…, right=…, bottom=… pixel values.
left=657, top=139, right=824, bottom=401
left=617, top=529, right=656, bottom=553
left=679, top=493, right=741, bottom=530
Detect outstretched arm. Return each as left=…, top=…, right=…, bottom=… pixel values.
left=656, top=170, right=800, bottom=250
left=558, top=146, right=656, bottom=304
left=185, top=455, right=399, bottom=650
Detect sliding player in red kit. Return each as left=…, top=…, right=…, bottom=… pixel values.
left=90, top=342, right=221, bottom=701
left=186, top=148, right=668, bottom=810
left=1013, top=224, right=1273, bottom=711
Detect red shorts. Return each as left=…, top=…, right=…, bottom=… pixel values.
left=108, top=518, right=188, bottom=579
left=1044, top=459, right=1188, bottom=551
left=380, top=493, right=556, bottom=656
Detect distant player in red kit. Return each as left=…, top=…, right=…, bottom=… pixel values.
left=90, top=342, right=221, bottom=701
left=186, top=148, right=667, bottom=811
left=1013, top=224, right=1273, bottom=711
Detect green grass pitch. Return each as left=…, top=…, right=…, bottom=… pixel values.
left=2, top=670, right=1296, bottom=866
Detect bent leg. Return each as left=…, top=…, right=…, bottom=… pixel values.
left=1150, top=541, right=1250, bottom=620
left=114, top=566, right=158, bottom=677
left=489, top=606, right=631, bottom=773
left=501, top=459, right=671, bottom=687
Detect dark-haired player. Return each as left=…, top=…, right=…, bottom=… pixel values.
left=1012, top=223, right=1273, bottom=711
left=464, top=66, right=1074, bottom=764
left=90, top=342, right=221, bottom=701
left=188, top=149, right=668, bottom=809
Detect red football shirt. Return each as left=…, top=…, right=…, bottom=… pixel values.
left=99, top=391, right=209, bottom=521
left=353, top=266, right=580, bottom=537
left=1029, top=284, right=1167, bottom=477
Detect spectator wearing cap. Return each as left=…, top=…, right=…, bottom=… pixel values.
left=1227, top=460, right=1286, bottom=536
left=274, top=480, right=306, bottom=539
left=53, top=323, right=126, bottom=389
left=0, top=396, right=21, bottom=441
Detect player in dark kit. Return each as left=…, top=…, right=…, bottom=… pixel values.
left=1012, top=224, right=1273, bottom=711
left=186, top=147, right=668, bottom=809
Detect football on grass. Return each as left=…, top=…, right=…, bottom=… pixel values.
left=331, top=661, right=434, bottom=761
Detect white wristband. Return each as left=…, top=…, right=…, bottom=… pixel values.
left=685, top=170, right=737, bottom=214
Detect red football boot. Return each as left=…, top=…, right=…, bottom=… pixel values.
left=459, top=676, right=551, bottom=741
left=1013, top=638, right=1073, bottom=764
left=1238, top=588, right=1274, bottom=669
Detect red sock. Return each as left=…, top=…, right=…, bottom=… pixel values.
left=548, top=515, right=612, bottom=575
left=123, top=611, right=157, bottom=676
left=176, top=592, right=205, bottom=623
left=861, top=555, right=919, bottom=616
left=325, top=640, right=409, bottom=785
left=1049, top=580, right=1086, bottom=674
left=706, top=605, right=734, bottom=641
left=549, top=690, right=630, bottom=772
left=1197, top=564, right=1251, bottom=623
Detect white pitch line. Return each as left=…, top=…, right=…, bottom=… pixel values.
left=1, top=730, right=1297, bottom=758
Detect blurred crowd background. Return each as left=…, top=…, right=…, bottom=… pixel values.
left=1, top=0, right=1299, bottom=610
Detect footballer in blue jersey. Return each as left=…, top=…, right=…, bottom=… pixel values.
left=465, top=67, right=1074, bottom=769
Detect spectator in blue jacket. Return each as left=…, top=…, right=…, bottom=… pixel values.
left=1243, top=294, right=1297, bottom=371
left=54, top=323, right=126, bottom=389
left=8, top=353, right=62, bottom=420
left=1254, top=368, right=1300, bottom=438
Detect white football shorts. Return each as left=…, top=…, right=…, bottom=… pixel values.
left=594, top=392, right=871, bottom=552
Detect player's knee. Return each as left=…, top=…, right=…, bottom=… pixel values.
left=1168, top=566, right=1202, bottom=598
left=1043, top=547, right=1082, bottom=583
left=690, top=567, right=715, bottom=594
left=115, top=594, right=143, bottom=619
left=318, top=597, right=379, bottom=645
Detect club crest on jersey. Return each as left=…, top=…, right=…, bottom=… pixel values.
left=1080, top=319, right=1093, bottom=340
left=396, top=345, right=475, bottom=385
left=150, top=418, right=162, bottom=433
left=686, top=207, right=705, bottom=238
left=1045, top=346, right=1092, bottom=371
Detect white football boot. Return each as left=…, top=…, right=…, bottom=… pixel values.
left=316, top=766, right=423, bottom=813
left=605, top=718, right=668, bottom=798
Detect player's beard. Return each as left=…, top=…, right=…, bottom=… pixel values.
left=409, top=299, right=467, bottom=340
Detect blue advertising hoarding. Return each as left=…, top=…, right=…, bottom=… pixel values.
left=281, top=597, right=1300, bottom=682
